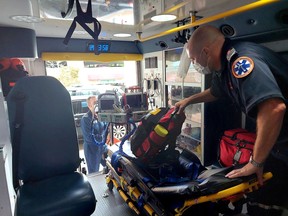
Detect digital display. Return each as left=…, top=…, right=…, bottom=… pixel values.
left=123, top=93, right=148, bottom=111
left=98, top=98, right=117, bottom=112
left=126, top=95, right=142, bottom=108
left=100, top=99, right=114, bottom=110
left=87, top=42, right=110, bottom=53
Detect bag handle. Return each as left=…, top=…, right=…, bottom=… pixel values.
left=228, top=129, right=251, bottom=140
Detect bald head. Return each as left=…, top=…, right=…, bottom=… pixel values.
left=186, top=25, right=225, bottom=72
left=87, top=96, right=97, bottom=113
left=187, top=25, right=224, bottom=59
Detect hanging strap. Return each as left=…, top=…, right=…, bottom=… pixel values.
left=63, top=0, right=102, bottom=55
left=11, top=92, right=26, bottom=190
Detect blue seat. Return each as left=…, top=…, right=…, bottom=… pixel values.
left=7, top=76, right=96, bottom=216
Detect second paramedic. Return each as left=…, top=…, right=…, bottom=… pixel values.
left=81, top=95, right=108, bottom=174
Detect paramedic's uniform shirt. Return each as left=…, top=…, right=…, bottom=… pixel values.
left=210, top=39, right=288, bottom=156
left=81, top=110, right=107, bottom=173
left=81, top=111, right=94, bottom=146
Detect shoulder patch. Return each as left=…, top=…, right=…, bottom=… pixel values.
left=232, top=56, right=254, bottom=78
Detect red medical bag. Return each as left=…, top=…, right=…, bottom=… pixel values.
left=130, top=107, right=186, bottom=162
left=219, top=128, right=255, bottom=167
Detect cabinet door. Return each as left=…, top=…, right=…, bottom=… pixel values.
left=165, top=47, right=204, bottom=161
left=166, top=84, right=182, bottom=107
left=176, top=86, right=203, bottom=160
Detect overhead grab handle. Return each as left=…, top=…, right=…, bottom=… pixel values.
left=63, top=0, right=102, bottom=55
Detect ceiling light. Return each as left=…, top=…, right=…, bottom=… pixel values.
left=151, top=14, right=177, bottom=22
left=113, top=33, right=131, bottom=38
left=10, top=15, right=44, bottom=23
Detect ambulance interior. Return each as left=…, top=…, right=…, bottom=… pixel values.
left=0, top=0, right=288, bottom=216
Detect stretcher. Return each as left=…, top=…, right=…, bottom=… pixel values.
left=105, top=121, right=272, bottom=216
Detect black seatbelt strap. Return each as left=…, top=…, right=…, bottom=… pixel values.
left=63, top=0, right=102, bottom=55
left=11, top=92, right=26, bottom=190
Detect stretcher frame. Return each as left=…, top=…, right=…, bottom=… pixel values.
left=105, top=152, right=272, bottom=216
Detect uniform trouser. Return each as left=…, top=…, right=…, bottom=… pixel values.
left=84, top=143, right=108, bottom=174
left=247, top=153, right=288, bottom=216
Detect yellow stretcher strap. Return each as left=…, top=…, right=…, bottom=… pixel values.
left=119, top=176, right=125, bottom=190
left=111, top=178, right=141, bottom=215
left=119, top=176, right=157, bottom=216
left=174, top=172, right=273, bottom=215
left=107, top=161, right=158, bottom=216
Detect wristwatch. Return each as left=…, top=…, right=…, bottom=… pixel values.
left=249, top=156, right=265, bottom=168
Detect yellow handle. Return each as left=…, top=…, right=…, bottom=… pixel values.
left=154, top=124, right=168, bottom=137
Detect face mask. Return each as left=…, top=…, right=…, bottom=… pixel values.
left=193, top=62, right=212, bottom=75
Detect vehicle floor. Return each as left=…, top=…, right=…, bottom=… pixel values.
left=87, top=172, right=137, bottom=216
left=80, top=144, right=136, bottom=216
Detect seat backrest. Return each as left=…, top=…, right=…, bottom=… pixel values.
left=7, top=76, right=80, bottom=184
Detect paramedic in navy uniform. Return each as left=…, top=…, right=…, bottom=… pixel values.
left=175, top=25, right=288, bottom=215
left=81, top=96, right=107, bottom=174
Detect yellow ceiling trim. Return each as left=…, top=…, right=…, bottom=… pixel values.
left=139, top=0, right=280, bottom=42
left=41, top=52, right=143, bottom=62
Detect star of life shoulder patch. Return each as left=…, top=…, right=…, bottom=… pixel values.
left=232, top=56, right=254, bottom=78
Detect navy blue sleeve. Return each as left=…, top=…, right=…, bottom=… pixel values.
left=81, top=115, right=94, bottom=146
left=235, top=57, right=285, bottom=115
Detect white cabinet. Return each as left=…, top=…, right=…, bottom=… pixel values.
left=164, top=47, right=205, bottom=162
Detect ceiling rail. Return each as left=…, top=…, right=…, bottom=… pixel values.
left=138, top=0, right=280, bottom=42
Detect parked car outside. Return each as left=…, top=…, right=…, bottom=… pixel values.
left=67, top=85, right=124, bottom=99
left=67, top=86, right=100, bottom=97
left=71, top=96, right=89, bottom=144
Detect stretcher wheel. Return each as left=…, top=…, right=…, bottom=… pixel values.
left=107, top=180, right=114, bottom=191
